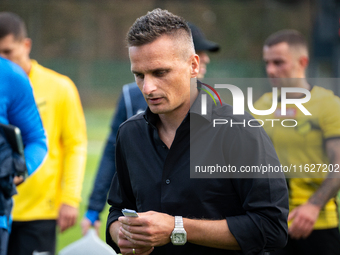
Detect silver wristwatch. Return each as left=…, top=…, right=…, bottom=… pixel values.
left=170, top=216, right=187, bottom=245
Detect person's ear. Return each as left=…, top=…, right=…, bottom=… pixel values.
left=299, top=55, right=309, bottom=70
left=191, top=54, right=199, bottom=78
left=23, top=38, right=32, bottom=55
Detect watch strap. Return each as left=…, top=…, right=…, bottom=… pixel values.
left=174, top=216, right=184, bottom=228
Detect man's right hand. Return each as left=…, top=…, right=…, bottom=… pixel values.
left=288, top=202, right=320, bottom=239
left=81, top=217, right=101, bottom=236
left=117, top=229, right=154, bottom=255
left=110, top=221, right=154, bottom=255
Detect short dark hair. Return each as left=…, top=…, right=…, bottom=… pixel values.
left=127, top=8, right=192, bottom=48
left=0, top=12, right=27, bottom=40
left=264, top=29, right=307, bottom=49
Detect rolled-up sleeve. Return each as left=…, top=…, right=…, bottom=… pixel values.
left=226, top=124, right=289, bottom=254
left=227, top=177, right=288, bottom=254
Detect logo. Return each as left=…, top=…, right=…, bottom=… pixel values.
left=200, top=84, right=311, bottom=116
left=274, top=108, right=297, bottom=118
left=198, top=83, right=222, bottom=115
left=199, top=83, right=311, bottom=128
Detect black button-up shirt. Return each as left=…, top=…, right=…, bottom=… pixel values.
left=106, top=90, right=288, bottom=255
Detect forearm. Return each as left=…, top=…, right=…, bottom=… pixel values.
left=308, top=177, right=340, bottom=208
left=309, top=138, right=340, bottom=208
left=61, top=116, right=87, bottom=205
left=61, top=151, right=87, bottom=206
left=24, top=140, right=47, bottom=175
left=109, top=221, right=121, bottom=245
left=119, top=212, right=240, bottom=250
left=184, top=218, right=240, bottom=250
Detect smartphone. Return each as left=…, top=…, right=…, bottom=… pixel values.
left=122, top=208, right=139, bottom=217
left=0, top=123, right=25, bottom=157
left=0, top=123, right=27, bottom=178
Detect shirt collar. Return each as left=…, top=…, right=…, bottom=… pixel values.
left=28, top=59, right=39, bottom=79
left=143, top=107, right=159, bottom=129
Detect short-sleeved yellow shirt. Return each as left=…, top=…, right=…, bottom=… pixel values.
left=254, top=86, right=340, bottom=229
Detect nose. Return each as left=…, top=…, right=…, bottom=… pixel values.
left=266, top=62, right=276, bottom=77
left=142, top=75, right=157, bottom=95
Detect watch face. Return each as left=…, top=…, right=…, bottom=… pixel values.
left=172, top=231, right=187, bottom=245
left=174, top=233, right=185, bottom=243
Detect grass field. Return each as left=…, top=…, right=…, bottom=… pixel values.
left=56, top=108, right=113, bottom=252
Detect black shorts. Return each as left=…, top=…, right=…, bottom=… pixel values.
left=7, top=220, right=56, bottom=255
left=271, top=228, right=340, bottom=255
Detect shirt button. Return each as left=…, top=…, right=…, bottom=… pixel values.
left=165, top=179, right=170, bottom=185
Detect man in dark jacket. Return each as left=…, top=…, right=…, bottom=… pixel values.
left=81, top=22, right=221, bottom=235
left=106, top=8, right=288, bottom=255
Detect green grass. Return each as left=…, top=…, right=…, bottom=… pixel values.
left=56, top=108, right=114, bottom=252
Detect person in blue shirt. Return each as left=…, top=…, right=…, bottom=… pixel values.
left=81, top=23, right=220, bottom=235
left=0, top=57, right=47, bottom=255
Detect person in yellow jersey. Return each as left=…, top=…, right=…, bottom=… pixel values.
left=254, top=29, right=340, bottom=255
left=0, top=12, right=87, bottom=255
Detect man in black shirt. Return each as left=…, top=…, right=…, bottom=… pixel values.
left=106, top=8, right=289, bottom=255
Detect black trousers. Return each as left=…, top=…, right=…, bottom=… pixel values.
left=271, top=228, right=340, bottom=255
left=0, top=228, right=8, bottom=255
left=7, top=220, right=56, bottom=255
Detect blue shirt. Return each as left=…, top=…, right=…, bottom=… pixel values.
left=0, top=57, right=47, bottom=230
left=0, top=57, right=47, bottom=175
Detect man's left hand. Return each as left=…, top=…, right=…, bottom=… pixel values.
left=288, top=202, right=320, bottom=239
left=13, top=176, right=24, bottom=186
left=119, top=211, right=174, bottom=247
left=58, top=204, right=78, bottom=232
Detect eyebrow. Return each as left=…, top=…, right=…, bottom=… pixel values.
left=132, top=68, right=171, bottom=74
left=132, top=70, right=142, bottom=75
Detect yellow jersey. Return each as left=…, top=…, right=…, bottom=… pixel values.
left=12, top=60, right=87, bottom=220
left=254, top=86, right=340, bottom=229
